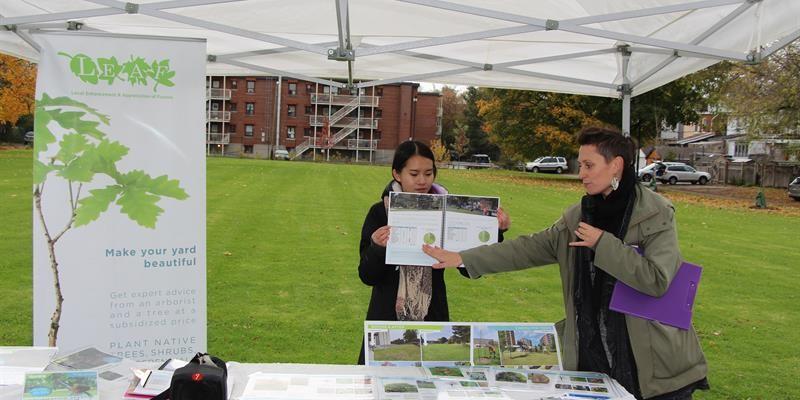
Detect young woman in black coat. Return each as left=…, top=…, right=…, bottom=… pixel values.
left=357, top=140, right=510, bottom=364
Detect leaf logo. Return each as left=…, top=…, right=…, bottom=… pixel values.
left=58, top=52, right=176, bottom=92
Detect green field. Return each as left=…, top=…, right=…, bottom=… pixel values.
left=501, top=350, right=560, bottom=366
left=1, top=150, right=799, bottom=398
left=372, top=344, right=420, bottom=361
left=421, top=343, right=470, bottom=361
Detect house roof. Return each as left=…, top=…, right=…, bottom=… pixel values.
left=674, top=132, right=716, bottom=145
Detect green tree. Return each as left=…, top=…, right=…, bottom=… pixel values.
left=402, top=329, right=419, bottom=344
left=33, top=94, right=189, bottom=346
left=462, top=87, right=499, bottom=159
left=450, top=325, right=471, bottom=344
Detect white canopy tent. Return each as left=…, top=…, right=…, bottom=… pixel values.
left=2, top=0, right=799, bottom=134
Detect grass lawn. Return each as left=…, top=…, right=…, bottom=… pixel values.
left=1, top=150, right=799, bottom=398
left=421, top=343, right=470, bottom=361
left=501, top=351, right=560, bottom=366
left=474, top=347, right=500, bottom=365
left=372, top=344, right=420, bottom=361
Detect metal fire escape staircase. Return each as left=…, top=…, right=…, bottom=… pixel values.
left=290, top=97, right=360, bottom=159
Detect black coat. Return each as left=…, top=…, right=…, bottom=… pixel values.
left=357, top=200, right=504, bottom=364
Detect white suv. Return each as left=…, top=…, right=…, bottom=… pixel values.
left=658, top=164, right=711, bottom=185
left=526, top=156, right=568, bottom=174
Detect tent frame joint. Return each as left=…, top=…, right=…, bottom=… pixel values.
left=3, top=24, right=16, bottom=32
left=545, top=19, right=559, bottom=31
left=124, top=3, right=139, bottom=14
left=745, top=48, right=762, bottom=64
left=67, top=21, right=83, bottom=30
left=616, top=44, right=632, bottom=57
left=617, top=84, right=632, bottom=96
left=746, top=0, right=763, bottom=4
left=483, top=63, right=493, bottom=71
left=207, top=54, right=217, bottom=62
left=327, top=47, right=355, bottom=61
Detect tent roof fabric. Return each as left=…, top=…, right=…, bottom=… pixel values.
left=1, top=0, right=799, bottom=98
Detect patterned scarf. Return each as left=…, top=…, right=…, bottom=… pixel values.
left=381, top=180, right=447, bottom=321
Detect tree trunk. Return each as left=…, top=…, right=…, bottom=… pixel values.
left=33, top=188, right=64, bottom=347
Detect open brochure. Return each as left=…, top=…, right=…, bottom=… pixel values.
left=386, top=192, right=500, bottom=266
left=0, top=347, right=58, bottom=386
left=23, top=371, right=98, bottom=400
left=364, top=321, right=562, bottom=370
left=239, top=371, right=633, bottom=400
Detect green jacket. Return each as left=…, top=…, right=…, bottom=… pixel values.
left=460, top=185, right=707, bottom=398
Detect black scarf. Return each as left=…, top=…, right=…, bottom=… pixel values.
left=573, top=166, right=641, bottom=398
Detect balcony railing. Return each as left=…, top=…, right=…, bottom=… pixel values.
left=345, top=139, right=379, bottom=149
left=308, top=115, right=379, bottom=129
left=206, top=132, right=230, bottom=144
left=207, top=110, right=231, bottom=122
left=310, top=93, right=379, bottom=107
left=206, top=88, right=231, bottom=100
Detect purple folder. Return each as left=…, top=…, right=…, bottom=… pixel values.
left=609, top=260, right=702, bottom=330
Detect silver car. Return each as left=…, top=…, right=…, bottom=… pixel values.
left=658, top=164, right=711, bottom=185
left=789, top=176, right=800, bottom=201
left=526, top=156, right=567, bottom=174
left=638, top=162, right=684, bottom=182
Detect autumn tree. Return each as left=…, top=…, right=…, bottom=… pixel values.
left=451, top=122, right=470, bottom=161
left=0, top=54, right=37, bottom=140
left=718, top=44, right=800, bottom=157
left=440, top=86, right=465, bottom=148
left=429, top=138, right=450, bottom=164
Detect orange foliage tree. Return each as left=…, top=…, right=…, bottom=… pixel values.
left=0, top=54, right=37, bottom=130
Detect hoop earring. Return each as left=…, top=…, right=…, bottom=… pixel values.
left=610, top=176, right=620, bottom=191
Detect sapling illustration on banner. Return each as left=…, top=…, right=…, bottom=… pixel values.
left=33, top=93, right=188, bottom=346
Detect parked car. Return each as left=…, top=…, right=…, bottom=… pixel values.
left=274, top=149, right=290, bottom=160
left=23, top=131, right=34, bottom=146
left=658, top=164, right=711, bottom=185
left=526, top=156, right=567, bottom=173
left=637, top=161, right=684, bottom=182
left=469, top=154, right=492, bottom=165
left=788, top=176, right=800, bottom=201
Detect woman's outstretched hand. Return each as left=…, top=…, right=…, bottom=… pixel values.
left=569, top=222, right=604, bottom=249
left=422, top=244, right=463, bottom=269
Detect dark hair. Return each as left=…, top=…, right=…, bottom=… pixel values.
left=577, top=127, right=636, bottom=167
left=392, top=140, right=437, bottom=177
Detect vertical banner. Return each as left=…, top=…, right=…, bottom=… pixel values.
left=32, top=32, right=206, bottom=361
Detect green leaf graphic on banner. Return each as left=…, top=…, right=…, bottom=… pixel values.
left=119, top=170, right=189, bottom=200
left=93, top=140, right=129, bottom=176
left=59, top=149, right=98, bottom=183
left=33, top=160, right=53, bottom=185
left=55, top=133, right=89, bottom=163
left=116, top=188, right=163, bottom=229
left=37, top=94, right=111, bottom=125
left=74, top=186, right=123, bottom=227
left=97, top=56, right=122, bottom=84
left=58, top=52, right=98, bottom=84
left=33, top=112, right=56, bottom=156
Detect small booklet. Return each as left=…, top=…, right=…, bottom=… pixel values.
left=386, top=192, right=500, bottom=266
left=23, top=371, right=98, bottom=400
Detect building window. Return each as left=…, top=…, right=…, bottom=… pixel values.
left=375, top=109, right=382, bottom=118
left=376, top=87, right=383, bottom=96
left=287, top=126, right=296, bottom=140
left=245, top=103, right=255, bottom=116
left=245, top=124, right=254, bottom=137
left=359, top=87, right=367, bottom=96
left=246, top=80, right=255, bottom=93
left=243, top=145, right=253, bottom=154
left=230, top=80, right=237, bottom=89
left=228, top=103, right=237, bottom=112
left=228, top=124, right=236, bottom=134
left=735, top=142, right=748, bottom=157
left=306, top=83, right=313, bottom=92
left=211, top=80, right=220, bottom=88
left=323, top=86, right=339, bottom=95
left=305, top=106, right=313, bottom=115
left=287, top=105, right=296, bottom=118
left=288, top=83, right=297, bottom=95
left=304, top=127, right=312, bottom=137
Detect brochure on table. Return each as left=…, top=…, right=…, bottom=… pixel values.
left=386, top=192, right=500, bottom=266
left=0, top=347, right=59, bottom=386
left=364, top=321, right=561, bottom=370
left=44, top=347, right=136, bottom=384
left=23, top=371, right=98, bottom=400
left=240, top=370, right=633, bottom=400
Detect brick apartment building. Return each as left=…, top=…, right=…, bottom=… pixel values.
left=205, top=77, right=442, bottom=163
